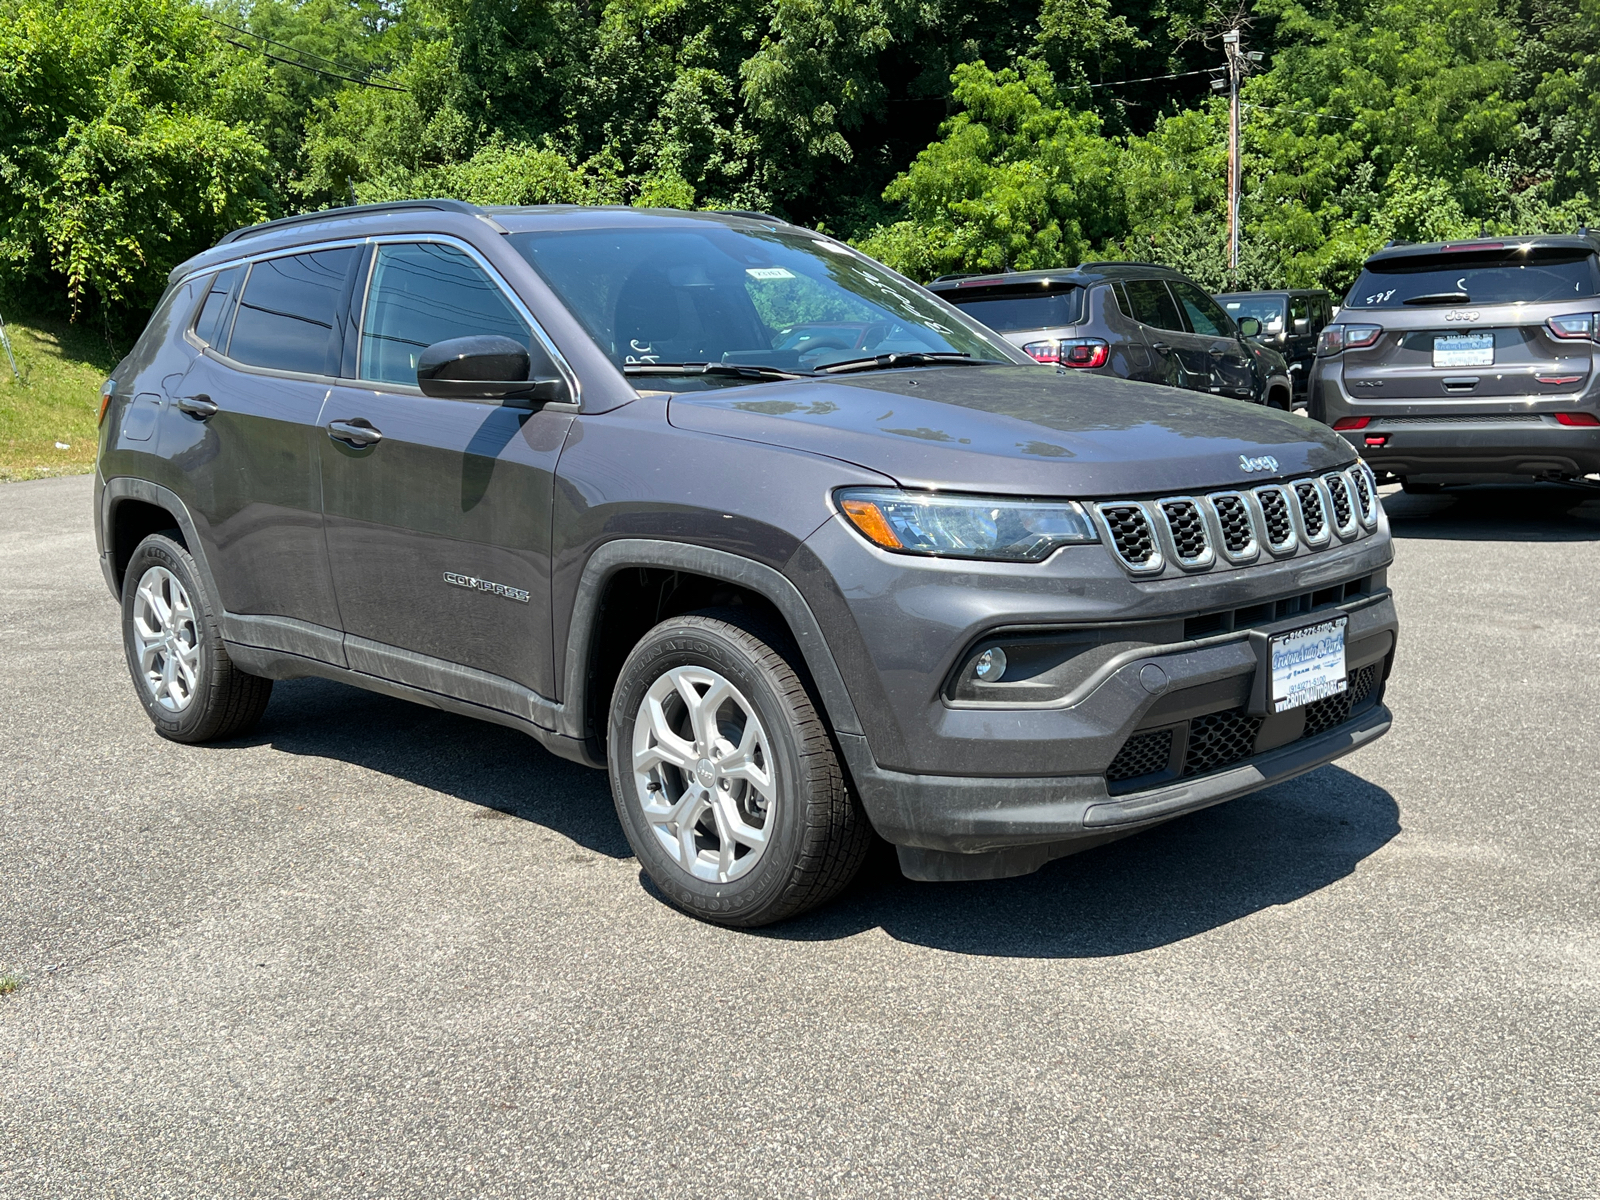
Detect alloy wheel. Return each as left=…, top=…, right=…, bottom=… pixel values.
left=631, top=666, right=777, bottom=884
left=131, top=565, right=200, bottom=712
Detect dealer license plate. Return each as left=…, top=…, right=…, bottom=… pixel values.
left=1268, top=617, right=1347, bottom=713
left=1433, top=333, right=1494, bottom=368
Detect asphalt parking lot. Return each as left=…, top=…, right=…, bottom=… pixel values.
left=2, top=473, right=1598, bottom=1198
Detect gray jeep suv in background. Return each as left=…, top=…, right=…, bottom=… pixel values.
left=96, top=201, right=1398, bottom=925
left=1311, top=234, right=1600, bottom=487
left=929, top=263, right=1294, bottom=409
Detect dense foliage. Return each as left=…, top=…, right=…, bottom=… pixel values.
left=3, top=0, right=1599, bottom=333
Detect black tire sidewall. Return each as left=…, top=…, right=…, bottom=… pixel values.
left=121, top=535, right=223, bottom=741
left=607, top=620, right=814, bottom=924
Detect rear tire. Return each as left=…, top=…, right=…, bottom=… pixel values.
left=120, top=533, right=273, bottom=743
left=607, top=610, right=872, bottom=927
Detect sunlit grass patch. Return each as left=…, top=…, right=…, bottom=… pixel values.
left=0, top=314, right=121, bottom=482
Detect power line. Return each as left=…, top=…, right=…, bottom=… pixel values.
left=1063, top=66, right=1224, bottom=92
left=1243, top=101, right=1359, bottom=123
left=205, top=15, right=365, bottom=73
left=206, top=16, right=409, bottom=92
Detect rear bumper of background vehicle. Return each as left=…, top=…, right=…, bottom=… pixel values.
left=838, top=704, right=1392, bottom=880
left=1338, top=423, right=1600, bottom=478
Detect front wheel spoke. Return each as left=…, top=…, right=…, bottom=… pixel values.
left=713, top=791, right=767, bottom=851
left=719, top=752, right=773, bottom=797
left=638, top=697, right=696, bottom=770
left=711, top=800, right=737, bottom=879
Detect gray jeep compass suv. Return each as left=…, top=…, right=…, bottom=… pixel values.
left=929, top=263, right=1294, bottom=409
left=1311, top=234, right=1600, bottom=487
left=96, top=200, right=1398, bottom=926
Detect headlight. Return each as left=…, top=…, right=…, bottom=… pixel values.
left=835, top=488, right=1098, bottom=562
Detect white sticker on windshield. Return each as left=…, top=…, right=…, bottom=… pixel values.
left=746, top=267, right=795, bottom=280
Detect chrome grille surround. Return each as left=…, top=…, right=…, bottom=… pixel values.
left=1293, top=480, right=1332, bottom=546
left=1207, top=491, right=1259, bottom=563
left=1348, top=464, right=1378, bottom=528
left=1156, top=497, right=1214, bottom=569
left=1252, top=485, right=1299, bottom=556
left=1321, top=471, right=1360, bottom=539
left=1094, top=502, right=1164, bottom=573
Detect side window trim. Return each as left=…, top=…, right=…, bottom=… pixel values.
left=1162, top=281, right=1195, bottom=334
left=354, top=234, right=580, bottom=408
left=185, top=265, right=245, bottom=352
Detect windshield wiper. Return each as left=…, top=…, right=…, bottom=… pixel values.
left=816, top=352, right=1007, bottom=374
left=622, top=362, right=813, bottom=380
left=1402, top=291, right=1472, bottom=306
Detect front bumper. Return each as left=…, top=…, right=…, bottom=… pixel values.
left=1338, top=421, right=1600, bottom=479
left=839, top=702, right=1391, bottom=880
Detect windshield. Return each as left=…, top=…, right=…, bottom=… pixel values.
left=1220, top=296, right=1286, bottom=331
left=1345, top=249, right=1600, bottom=309
left=942, top=287, right=1083, bottom=332
left=508, top=224, right=1016, bottom=386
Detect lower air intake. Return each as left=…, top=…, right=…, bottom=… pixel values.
left=1106, top=728, right=1173, bottom=783
left=1183, top=708, right=1263, bottom=776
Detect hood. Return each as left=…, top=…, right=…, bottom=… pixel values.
left=667, top=365, right=1351, bottom=496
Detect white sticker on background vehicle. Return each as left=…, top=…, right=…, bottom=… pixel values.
left=746, top=267, right=795, bottom=280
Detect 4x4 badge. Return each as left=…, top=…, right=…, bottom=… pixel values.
left=1239, top=454, right=1280, bottom=474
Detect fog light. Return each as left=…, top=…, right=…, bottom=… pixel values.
left=973, top=647, right=1007, bottom=681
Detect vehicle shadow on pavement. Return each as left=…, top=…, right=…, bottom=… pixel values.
left=767, top=764, right=1399, bottom=958
left=241, top=676, right=631, bottom=859
left=1384, top=483, right=1600, bottom=540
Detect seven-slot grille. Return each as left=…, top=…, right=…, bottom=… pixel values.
left=1093, top=469, right=1379, bottom=577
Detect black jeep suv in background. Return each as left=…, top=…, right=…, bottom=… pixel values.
left=1217, top=288, right=1336, bottom=400
left=97, top=201, right=1397, bottom=925
left=929, top=263, right=1294, bottom=409
left=1311, top=234, right=1600, bottom=488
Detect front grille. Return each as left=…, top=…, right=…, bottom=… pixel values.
left=1258, top=488, right=1295, bottom=549
left=1099, top=504, right=1158, bottom=568
left=1349, top=467, right=1375, bottom=523
left=1106, top=728, right=1173, bottom=782
left=1160, top=499, right=1210, bottom=564
left=1294, top=481, right=1327, bottom=539
left=1323, top=473, right=1354, bottom=531
left=1302, top=663, right=1381, bottom=738
left=1183, top=708, right=1263, bottom=776
left=1212, top=494, right=1255, bottom=555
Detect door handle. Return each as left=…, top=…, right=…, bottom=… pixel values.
left=177, top=394, right=218, bottom=419
left=327, top=418, right=383, bottom=447
left=1151, top=342, right=1171, bottom=353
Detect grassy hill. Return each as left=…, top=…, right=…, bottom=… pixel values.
left=0, top=314, right=121, bottom=482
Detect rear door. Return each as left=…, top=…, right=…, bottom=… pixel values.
left=168, top=247, right=356, bottom=659
left=319, top=238, right=577, bottom=703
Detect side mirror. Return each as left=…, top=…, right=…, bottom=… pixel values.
left=416, top=335, right=570, bottom=408
left=1238, top=317, right=1262, bottom=338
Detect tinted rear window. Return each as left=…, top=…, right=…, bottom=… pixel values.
left=1346, top=249, right=1600, bottom=309
left=228, top=248, right=356, bottom=375
left=942, top=287, right=1083, bottom=331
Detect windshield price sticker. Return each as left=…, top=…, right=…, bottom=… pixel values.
left=1433, top=333, right=1494, bottom=367
left=1269, top=617, right=1347, bottom=713
left=746, top=267, right=795, bottom=280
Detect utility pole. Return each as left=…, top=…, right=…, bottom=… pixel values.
left=1222, top=28, right=1243, bottom=276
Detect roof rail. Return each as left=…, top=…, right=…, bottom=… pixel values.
left=930, top=272, right=997, bottom=283
left=1076, top=260, right=1165, bottom=271
left=219, top=198, right=484, bottom=245
left=711, top=209, right=786, bottom=224
left=1381, top=238, right=1411, bottom=248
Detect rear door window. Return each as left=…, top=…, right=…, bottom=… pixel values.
left=1170, top=280, right=1236, bottom=336
left=1346, top=248, right=1600, bottom=309
left=193, top=266, right=242, bottom=348
left=359, top=242, right=533, bottom=386
left=1288, top=294, right=1310, bottom=332
left=1121, top=279, right=1185, bottom=330
left=944, top=287, right=1083, bottom=332
left=228, top=248, right=357, bottom=375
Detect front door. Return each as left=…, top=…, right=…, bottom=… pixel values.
left=166, top=248, right=357, bottom=659
left=1168, top=279, right=1258, bottom=401
left=319, top=239, right=577, bottom=703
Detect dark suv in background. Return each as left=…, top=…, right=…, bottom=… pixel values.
left=1311, top=234, right=1600, bottom=487
left=929, top=264, right=1294, bottom=409
left=96, top=201, right=1395, bottom=926
left=1217, top=289, right=1335, bottom=400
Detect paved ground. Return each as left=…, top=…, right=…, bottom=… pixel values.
left=2, top=474, right=1597, bottom=1198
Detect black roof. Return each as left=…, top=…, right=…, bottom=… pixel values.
left=926, top=262, right=1183, bottom=293
left=1363, top=232, right=1600, bottom=265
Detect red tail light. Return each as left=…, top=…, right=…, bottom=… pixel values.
left=1022, top=340, right=1060, bottom=364
left=1546, top=313, right=1598, bottom=341
left=1555, top=412, right=1600, bottom=426
left=1317, top=324, right=1384, bottom=355
left=1333, top=416, right=1371, bottom=430
left=1022, top=339, right=1108, bottom=368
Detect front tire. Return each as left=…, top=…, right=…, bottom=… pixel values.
left=607, top=611, right=872, bottom=927
left=120, top=533, right=273, bottom=743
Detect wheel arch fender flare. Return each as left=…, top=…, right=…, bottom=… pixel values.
left=101, top=478, right=225, bottom=620
left=560, top=539, right=865, bottom=745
